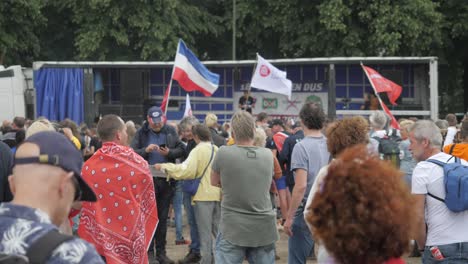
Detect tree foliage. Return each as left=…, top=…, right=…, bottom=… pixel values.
left=234, top=0, right=443, bottom=58
left=64, top=0, right=223, bottom=61
left=0, top=0, right=45, bottom=65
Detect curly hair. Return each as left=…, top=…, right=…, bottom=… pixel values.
left=299, top=103, right=326, bottom=130
left=326, top=116, right=369, bottom=157
left=306, top=145, right=415, bottom=264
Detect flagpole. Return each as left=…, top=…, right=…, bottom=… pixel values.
left=164, top=40, right=181, bottom=115
left=248, top=53, right=259, bottom=93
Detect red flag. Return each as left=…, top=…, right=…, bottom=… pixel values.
left=362, top=65, right=402, bottom=105
left=160, top=84, right=171, bottom=114
left=381, top=101, right=400, bottom=130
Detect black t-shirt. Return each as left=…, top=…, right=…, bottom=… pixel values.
left=239, top=96, right=254, bottom=110
left=0, top=141, right=13, bottom=202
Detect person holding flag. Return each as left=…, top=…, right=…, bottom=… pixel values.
left=361, top=64, right=402, bottom=129
left=131, top=106, right=185, bottom=264
left=140, top=39, right=218, bottom=263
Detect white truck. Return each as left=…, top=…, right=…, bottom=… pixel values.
left=0, top=65, right=33, bottom=123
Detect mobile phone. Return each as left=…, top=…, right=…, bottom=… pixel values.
left=159, top=144, right=167, bottom=149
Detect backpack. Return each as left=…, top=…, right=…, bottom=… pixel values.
left=0, top=229, right=73, bottom=264
left=372, top=129, right=402, bottom=168
left=427, top=157, right=468, bottom=212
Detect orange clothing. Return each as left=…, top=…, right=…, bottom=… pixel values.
left=270, top=153, right=282, bottom=194
left=443, top=143, right=468, bottom=161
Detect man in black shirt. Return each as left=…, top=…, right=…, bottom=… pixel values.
left=238, top=90, right=255, bottom=113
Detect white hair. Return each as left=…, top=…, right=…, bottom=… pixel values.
left=409, top=120, right=442, bottom=148
left=369, top=111, right=388, bottom=130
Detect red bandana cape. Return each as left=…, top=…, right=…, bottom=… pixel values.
left=78, top=142, right=158, bottom=264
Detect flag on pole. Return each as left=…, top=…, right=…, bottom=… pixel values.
left=381, top=101, right=400, bottom=130
left=250, top=54, right=293, bottom=99
left=362, top=65, right=402, bottom=105
left=183, top=94, right=193, bottom=117
left=173, top=39, right=220, bottom=96
left=160, top=83, right=171, bottom=114
left=361, top=64, right=400, bottom=129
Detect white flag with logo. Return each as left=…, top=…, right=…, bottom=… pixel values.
left=250, top=54, right=292, bottom=100
left=183, top=94, right=193, bottom=117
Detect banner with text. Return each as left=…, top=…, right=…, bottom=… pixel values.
left=234, top=91, right=328, bottom=116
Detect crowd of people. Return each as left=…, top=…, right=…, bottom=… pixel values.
left=1, top=104, right=468, bottom=264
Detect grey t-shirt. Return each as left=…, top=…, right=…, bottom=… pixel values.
left=291, top=136, right=330, bottom=201
left=212, top=145, right=279, bottom=247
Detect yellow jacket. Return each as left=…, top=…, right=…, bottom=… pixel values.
left=161, top=141, right=221, bottom=202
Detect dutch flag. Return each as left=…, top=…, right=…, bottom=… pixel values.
left=173, top=39, right=220, bottom=96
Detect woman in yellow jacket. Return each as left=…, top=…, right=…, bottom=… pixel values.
left=154, top=124, right=220, bottom=264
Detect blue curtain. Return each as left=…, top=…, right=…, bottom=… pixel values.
left=34, top=68, right=84, bottom=124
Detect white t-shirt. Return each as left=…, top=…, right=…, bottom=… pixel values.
left=443, top=126, right=458, bottom=147
left=412, top=152, right=468, bottom=246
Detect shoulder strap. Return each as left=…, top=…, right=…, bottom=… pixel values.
left=26, top=230, right=74, bottom=264
left=426, top=159, right=446, bottom=167
left=426, top=158, right=456, bottom=204
left=427, top=192, right=445, bottom=202
left=449, top=143, right=457, bottom=155
left=198, top=144, right=215, bottom=178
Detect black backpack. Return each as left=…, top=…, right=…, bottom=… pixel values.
left=373, top=129, right=402, bottom=168
left=0, top=230, right=73, bottom=264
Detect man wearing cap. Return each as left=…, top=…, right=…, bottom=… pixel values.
left=0, top=131, right=104, bottom=263
left=279, top=121, right=304, bottom=192
left=78, top=114, right=158, bottom=264
left=131, top=106, right=184, bottom=264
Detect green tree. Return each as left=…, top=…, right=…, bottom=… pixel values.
left=436, top=0, right=468, bottom=113
left=65, top=0, right=223, bottom=61
left=233, top=0, right=443, bottom=59
left=0, top=0, right=46, bottom=65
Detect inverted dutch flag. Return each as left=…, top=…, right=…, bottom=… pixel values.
left=173, top=40, right=220, bottom=96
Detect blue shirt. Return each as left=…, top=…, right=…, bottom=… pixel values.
left=148, top=130, right=168, bottom=165
left=0, top=203, right=104, bottom=263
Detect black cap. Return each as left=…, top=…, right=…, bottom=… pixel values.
left=269, top=119, right=284, bottom=128
left=14, top=131, right=97, bottom=202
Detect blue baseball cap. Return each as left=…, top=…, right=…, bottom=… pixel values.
left=14, top=131, right=97, bottom=202
left=148, top=106, right=163, bottom=123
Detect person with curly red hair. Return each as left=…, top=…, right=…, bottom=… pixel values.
left=306, top=145, right=415, bottom=264
left=304, top=116, right=371, bottom=261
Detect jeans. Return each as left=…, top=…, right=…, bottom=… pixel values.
left=288, top=208, right=314, bottom=264
left=423, top=242, right=468, bottom=263
left=215, top=232, right=275, bottom=264
left=173, top=181, right=184, bottom=241
left=149, top=177, right=175, bottom=256
left=194, top=201, right=220, bottom=264
left=184, top=191, right=200, bottom=253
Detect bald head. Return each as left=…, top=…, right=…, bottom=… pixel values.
left=10, top=142, right=77, bottom=225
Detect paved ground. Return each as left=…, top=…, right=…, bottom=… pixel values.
left=150, top=222, right=422, bottom=263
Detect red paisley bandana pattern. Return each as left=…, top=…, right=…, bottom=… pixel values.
left=78, top=142, right=158, bottom=264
